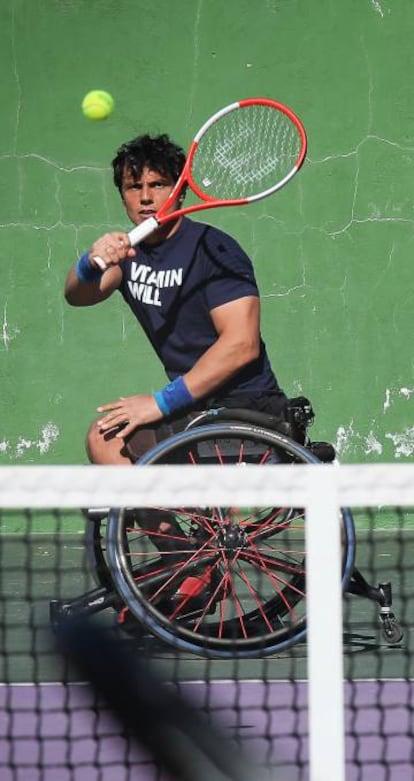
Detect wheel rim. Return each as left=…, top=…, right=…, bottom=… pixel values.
left=114, top=502, right=307, bottom=652
left=107, top=424, right=355, bottom=656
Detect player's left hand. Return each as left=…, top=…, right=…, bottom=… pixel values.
left=96, top=394, right=163, bottom=438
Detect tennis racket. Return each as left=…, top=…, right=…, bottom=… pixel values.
left=56, top=615, right=271, bottom=781
left=94, top=96, right=307, bottom=269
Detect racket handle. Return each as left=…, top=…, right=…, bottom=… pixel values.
left=91, top=217, right=160, bottom=270
left=92, top=256, right=107, bottom=271
left=128, top=216, right=160, bottom=247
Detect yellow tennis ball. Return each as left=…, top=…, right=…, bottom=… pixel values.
left=82, top=90, right=114, bottom=121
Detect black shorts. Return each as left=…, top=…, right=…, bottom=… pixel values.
left=123, top=391, right=288, bottom=463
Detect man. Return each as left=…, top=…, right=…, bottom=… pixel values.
left=65, top=132, right=291, bottom=610
left=65, top=133, right=288, bottom=464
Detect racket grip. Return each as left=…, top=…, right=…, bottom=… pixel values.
left=91, top=216, right=160, bottom=270
left=128, top=216, right=159, bottom=247
left=92, top=256, right=107, bottom=271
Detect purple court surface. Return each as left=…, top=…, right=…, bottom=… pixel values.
left=1, top=679, right=412, bottom=780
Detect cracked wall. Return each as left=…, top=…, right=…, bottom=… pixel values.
left=0, top=0, right=412, bottom=464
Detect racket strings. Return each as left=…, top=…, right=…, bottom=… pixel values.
left=191, top=105, right=302, bottom=200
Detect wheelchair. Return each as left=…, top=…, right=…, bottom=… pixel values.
left=50, top=398, right=404, bottom=659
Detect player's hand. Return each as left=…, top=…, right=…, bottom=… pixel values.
left=89, top=232, right=136, bottom=269
left=96, top=394, right=163, bottom=438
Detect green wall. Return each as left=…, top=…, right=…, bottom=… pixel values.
left=1, top=0, right=413, bottom=465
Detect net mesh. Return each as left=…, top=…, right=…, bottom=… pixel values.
left=0, top=465, right=413, bottom=781
left=191, top=103, right=303, bottom=200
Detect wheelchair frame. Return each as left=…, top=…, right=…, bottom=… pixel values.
left=50, top=409, right=404, bottom=658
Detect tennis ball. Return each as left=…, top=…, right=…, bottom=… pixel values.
left=81, top=90, right=114, bottom=121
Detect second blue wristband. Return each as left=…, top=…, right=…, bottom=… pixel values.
left=154, top=376, right=194, bottom=417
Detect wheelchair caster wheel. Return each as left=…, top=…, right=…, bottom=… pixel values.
left=380, top=614, right=404, bottom=645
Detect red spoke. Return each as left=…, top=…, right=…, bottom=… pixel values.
left=127, top=531, right=219, bottom=604
left=233, top=565, right=274, bottom=633
left=127, top=505, right=219, bottom=535
left=246, top=513, right=305, bottom=541
left=242, top=548, right=305, bottom=581
left=168, top=563, right=216, bottom=620
left=223, top=553, right=248, bottom=638
left=254, top=535, right=304, bottom=555
left=218, top=575, right=231, bottom=638
left=241, top=543, right=305, bottom=616
left=227, top=589, right=248, bottom=638
left=169, top=555, right=228, bottom=628
left=239, top=506, right=290, bottom=528
left=192, top=564, right=229, bottom=632
left=258, top=447, right=275, bottom=465
left=214, top=442, right=225, bottom=464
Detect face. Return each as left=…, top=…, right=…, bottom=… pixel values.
left=121, top=165, right=181, bottom=240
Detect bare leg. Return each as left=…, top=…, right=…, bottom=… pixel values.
left=86, top=420, right=187, bottom=557
left=86, top=420, right=132, bottom=465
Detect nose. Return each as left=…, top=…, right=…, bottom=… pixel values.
left=140, top=184, right=153, bottom=204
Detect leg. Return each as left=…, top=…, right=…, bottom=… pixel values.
left=86, top=418, right=191, bottom=556
left=86, top=419, right=132, bottom=465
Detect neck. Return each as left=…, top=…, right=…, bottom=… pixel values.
left=143, top=216, right=183, bottom=246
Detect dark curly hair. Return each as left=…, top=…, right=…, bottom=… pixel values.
left=112, top=134, right=186, bottom=193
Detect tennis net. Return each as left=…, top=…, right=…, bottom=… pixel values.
left=0, top=463, right=412, bottom=780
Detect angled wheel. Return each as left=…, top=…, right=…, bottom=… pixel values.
left=106, top=423, right=356, bottom=658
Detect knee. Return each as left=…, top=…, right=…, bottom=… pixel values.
left=85, top=419, right=133, bottom=465
left=85, top=419, right=101, bottom=463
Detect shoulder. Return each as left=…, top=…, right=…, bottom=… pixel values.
left=181, top=218, right=237, bottom=245
left=203, top=223, right=250, bottom=260
left=196, top=223, right=254, bottom=278
left=181, top=218, right=249, bottom=259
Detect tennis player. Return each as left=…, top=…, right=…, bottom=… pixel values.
left=65, top=133, right=288, bottom=464
left=65, top=133, right=288, bottom=604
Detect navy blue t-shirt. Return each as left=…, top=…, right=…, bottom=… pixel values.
left=119, top=217, right=283, bottom=401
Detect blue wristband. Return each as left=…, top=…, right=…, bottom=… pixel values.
left=75, top=253, right=104, bottom=284
left=154, top=376, right=194, bottom=417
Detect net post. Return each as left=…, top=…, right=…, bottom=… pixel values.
left=306, top=468, right=345, bottom=781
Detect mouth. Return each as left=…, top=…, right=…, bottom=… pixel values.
left=139, top=210, right=156, bottom=218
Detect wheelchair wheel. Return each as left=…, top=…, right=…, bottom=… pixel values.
left=106, top=423, right=356, bottom=658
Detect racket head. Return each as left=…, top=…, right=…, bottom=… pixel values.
left=127, top=97, right=307, bottom=247
left=153, top=98, right=306, bottom=222
left=186, top=97, right=307, bottom=204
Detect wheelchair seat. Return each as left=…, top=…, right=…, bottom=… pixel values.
left=186, top=396, right=336, bottom=463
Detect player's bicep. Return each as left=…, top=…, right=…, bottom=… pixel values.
left=210, top=295, right=261, bottom=344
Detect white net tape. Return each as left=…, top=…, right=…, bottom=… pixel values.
left=1, top=463, right=414, bottom=508
left=1, top=462, right=412, bottom=781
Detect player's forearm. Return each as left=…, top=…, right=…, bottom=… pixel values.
left=64, top=267, right=103, bottom=306
left=184, top=335, right=260, bottom=400
left=64, top=258, right=121, bottom=306
left=152, top=335, right=259, bottom=420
